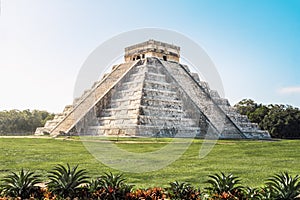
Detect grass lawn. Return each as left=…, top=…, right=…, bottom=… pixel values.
left=0, top=136, right=299, bottom=188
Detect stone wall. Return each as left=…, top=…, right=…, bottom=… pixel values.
left=125, top=39, right=180, bottom=63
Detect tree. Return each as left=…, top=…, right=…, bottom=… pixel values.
left=234, top=99, right=258, bottom=116
left=260, top=105, right=300, bottom=138
left=249, top=104, right=270, bottom=125
left=0, top=109, right=54, bottom=135
left=235, top=100, right=300, bottom=139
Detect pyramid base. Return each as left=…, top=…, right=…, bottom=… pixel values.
left=80, top=125, right=202, bottom=138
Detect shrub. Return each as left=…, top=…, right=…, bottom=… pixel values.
left=266, top=172, right=300, bottom=200
left=47, top=163, right=90, bottom=199
left=129, top=187, right=166, bottom=200
left=205, top=172, right=243, bottom=198
left=0, top=168, right=41, bottom=199
left=2, top=167, right=300, bottom=200
left=166, top=181, right=201, bottom=200
left=242, top=187, right=264, bottom=200
left=91, top=172, right=133, bottom=199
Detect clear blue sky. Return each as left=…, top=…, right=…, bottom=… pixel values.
left=0, top=0, right=299, bottom=112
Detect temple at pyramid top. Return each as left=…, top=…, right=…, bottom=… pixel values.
left=35, top=39, right=270, bottom=139
left=124, top=39, right=180, bottom=63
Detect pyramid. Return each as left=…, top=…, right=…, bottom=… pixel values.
left=35, top=40, right=270, bottom=139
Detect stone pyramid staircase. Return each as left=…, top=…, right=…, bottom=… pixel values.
left=82, top=57, right=203, bottom=137
left=159, top=60, right=269, bottom=139
left=208, top=90, right=269, bottom=138
left=36, top=57, right=270, bottom=139
left=35, top=60, right=141, bottom=136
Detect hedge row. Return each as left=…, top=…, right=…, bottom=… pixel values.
left=0, top=164, right=299, bottom=200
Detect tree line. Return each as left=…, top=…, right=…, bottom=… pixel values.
left=234, top=99, right=300, bottom=139
left=0, top=109, right=54, bottom=135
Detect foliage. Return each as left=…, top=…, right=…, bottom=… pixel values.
left=0, top=168, right=41, bottom=199
left=234, top=99, right=300, bottom=138
left=266, top=172, right=300, bottom=200
left=91, top=172, right=133, bottom=200
left=205, top=172, right=243, bottom=197
left=47, top=163, right=90, bottom=199
left=261, top=105, right=300, bottom=139
left=242, top=187, right=264, bottom=200
left=234, top=99, right=259, bottom=116
left=0, top=109, right=54, bottom=135
left=1, top=168, right=300, bottom=199
left=166, top=181, right=201, bottom=200
left=129, top=187, right=166, bottom=200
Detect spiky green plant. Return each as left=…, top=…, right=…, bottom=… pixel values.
left=88, top=178, right=102, bottom=192
left=94, top=172, right=133, bottom=200
left=266, top=172, right=300, bottom=200
left=205, top=172, right=243, bottom=196
left=242, top=187, right=264, bottom=200
left=167, top=180, right=201, bottom=200
left=0, top=168, right=41, bottom=199
left=47, top=163, right=90, bottom=198
left=100, top=172, right=126, bottom=189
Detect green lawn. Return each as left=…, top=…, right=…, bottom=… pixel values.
left=0, top=137, right=299, bottom=188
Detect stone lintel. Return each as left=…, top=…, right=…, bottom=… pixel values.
left=124, top=39, right=180, bottom=63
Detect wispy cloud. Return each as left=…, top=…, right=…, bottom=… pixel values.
left=278, top=86, right=300, bottom=95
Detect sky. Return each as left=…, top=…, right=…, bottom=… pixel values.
left=0, top=0, right=299, bottom=113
